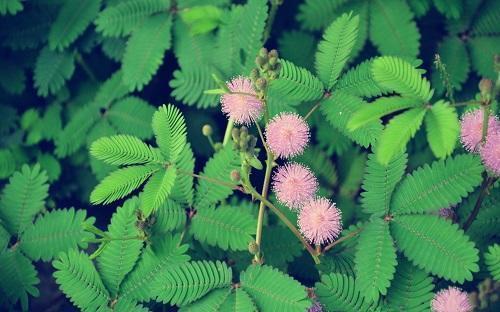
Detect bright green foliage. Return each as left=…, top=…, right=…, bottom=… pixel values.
left=376, top=107, right=427, bottom=165
left=270, top=59, right=324, bottom=102
left=385, top=259, right=434, bottom=312
left=180, top=288, right=232, bottom=312
left=485, top=244, right=500, bottom=281
left=220, top=288, right=258, bottom=312
left=20, top=209, right=95, bottom=261
left=433, top=0, right=462, bottom=19
left=152, top=199, right=186, bottom=233
left=391, top=214, right=479, bottom=283
left=261, top=226, right=303, bottom=269
left=53, top=250, right=110, bottom=312
left=34, top=47, right=75, bottom=97
left=170, top=144, right=195, bottom=206
left=140, top=166, right=177, bottom=217
left=170, top=64, right=219, bottom=108
left=240, top=265, right=311, bottom=311
left=122, top=13, right=172, bottom=91
left=180, top=5, right=222, bottom=35
left=315, top=12, right=359, bottom=90
left=190, top=205, right=256, bottom=251
left=48, top=0, right=101, bottom=51
left=0, top=149, right=16, bottom=179
left=0, top=250, right=38, bottom=310
left=0, top=0, right=22, bottom=15
left=153, top=260, right=232, bottom=306
left=95, top=0, right=170, bottom=37
left=391, top=154, right=484, bottom=214
left=91, top=135, right=163, bottom=166
left=348, top=96, right=422, bottom=131
left=152, top=104, right=187, bottom=163
left=468, top=36, right=500, bottom=79
left=297, top=0, right=348, bottom=31
left=107, top=97, right=156, bottom=139
left=278, top=31, right=317, bottom=70
left=355, top=219, right=397, bottom=302
left=0, top=164, right=48, bottom=235
left=372, top=56, right=433, bottom=102
left=336, top=59, right=391, bottom=98
left=424, top=101, right=459, bottom=158
left=97, top=198, right=143, bottom=296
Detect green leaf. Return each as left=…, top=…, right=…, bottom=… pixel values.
left=315, top=12, right=359, bottom=90
left=151, top=199, right=186, bottom=233
left=425, top=100, right=459, bottom=158
left=94, top=70, right=130, bottom=108
left=391, top=214, right=479, bottom=282
left=433, top=0, right=462, bottom=19
left=179, top=288, right=232, bottom=312
left=170, top=144, right=195, bottom=206
left=335, top=59, right=391, bottom=98
left=485, top=244, right=500, bottom=281
left=355, top=219, right=397, bottom=302
left=53, top=250, right=110, bottom=311
left=90, top=164, right=160, bottom=205
left=0, top=0, right=23, bottom=15
left=20, top=209, right=95, bottom=262
left=0, top=149, right=16, bottom=179
left=48, top=0, right=101, bottom=51
left=471, top=0, right=500, bottom=36
left=372, top=56, right=433, bottom=102
left=122, top=13, right=172, bottom=91
left=348, top=96, right=422, bottom=131
left=90, top=135, right=163, bottom=166
left=170, top=64, right=219, bottom=108
left=261, top=226, right=303, bottom=268
left=297, top=0, right=349, bottom=31
left=140, top=166, right=177, bottom=218
left=0, top=250, right=39, bottom=311
left=152, top=104, right=187, bottom=163
left=97, top=198, right=143, bottom=296
left=190, top=205, right=256, bottom=251
left=107, top=96, right=155, bottom=139
left=376, top=107, right=427, bottom=165
left=180, top=5, right=222, bottom=35
left=391, top=154, right=483, bottom=215
left=0, top=223, right=9, bottom=251
left=240, top=265, right=311, bottom=312
left=219, top=288, right=258, bottom=312
left=469, top=36, right=500, bottom=79
left=270, top=59, right=324, bottom=102
left=0, top=164, right=49, bottom=235
left=34, top=47, right=75, bottom=97
left=278, top=31, right=317, bottom=71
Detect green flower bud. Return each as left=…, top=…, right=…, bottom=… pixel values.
left=248, top=241, right=259, bottom=255
left=259, top=47, right=268, bottom=57
left=256, top=56, right=267, bottom=67
left=202, top=124, right=213, bottom=136
left=268, top=49, right=278, bottom=59
left=230, top=170, right=241, bottom=182
left=255, top=77, right=267, bottom=90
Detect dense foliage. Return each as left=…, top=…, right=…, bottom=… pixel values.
left=0, top=0, right=499, bottom=311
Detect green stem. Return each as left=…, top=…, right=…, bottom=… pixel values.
left=254, top=150, right=274, bottom=263
left=263, top=0, right=282, bottom=43
left=481, top=105, right=490, bottom=143
left=222, top=119, right=234, bottom=147
left=463, top=176, right=497, bottom=231
left=75, top=52, right=97, bottom=82
left=323, top=228, right=362, bottom=252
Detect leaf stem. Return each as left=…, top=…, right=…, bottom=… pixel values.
left=463, top=176, right=497, bottom=231
left=178, top=169, right=242, bottom=191
left=323, top=228, right=362, bottom=252
left=254, top=149, right=274, bottom=263
left=222, top=119, right=234, bottom=147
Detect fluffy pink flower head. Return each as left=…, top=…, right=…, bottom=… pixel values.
left=272, top=162, right=318, bottom=210
left=480, top=131, right=500, bottom=176
left=298, top=197, right=342, bottom=245
left=460, top=109, right=499, bottom=152
left=265, top=112, right=310, bottom=158
left=431, top=287, right=472, bottom=312
left=221, top=76, right=263, bottom=125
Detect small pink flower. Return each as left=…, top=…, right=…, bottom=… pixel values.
left=298, top=197, right=342, bottom=245
left=265, top=112, right=310, bottom=158
left=460, top=109, right=499, bottom=153
left=480, top=131, right=500, bottom=176
left=431, top=287, right=472, bottom=312
left=308, top=301, right=323, bottom=312
left=272, top=163, right=318, bottom=210
left=221, top=77, right=263, bottom=125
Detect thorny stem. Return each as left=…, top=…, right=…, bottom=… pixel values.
left=323, top=228, right=362, bottom=252
left=254, top=149, right=274, bottom=263
left=222, top=119, right=234, bottom=146
left=463, top=176, right=497, bottom=231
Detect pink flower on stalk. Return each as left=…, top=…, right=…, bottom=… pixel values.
left=298, top=197, right=342, bottom=245
left=460, top=109, right=499, bottom=152
left=265, top=112, right=310, bottom=159
left=431, top=287, right=473, bottom=312
left=221, top=77, right=263, bottom=125
left=272, top=163, right=318, bottom=210
left=480, top=132, right=500, bottom=176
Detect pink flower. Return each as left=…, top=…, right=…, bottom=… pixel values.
left=480, top=131, right=500, bottom=176
left=272, top=163, right=318, bottom=210
left=221, top=77, right=263, bottom=125
left=460, top=109, right=499, bottom=153
left=431, top=287, right=472, bottom=312
left=308, top=301, right=323, bottom=312
left=265, top=112, right=310, bottom=159
left=298, top=197, right=342, bottom=245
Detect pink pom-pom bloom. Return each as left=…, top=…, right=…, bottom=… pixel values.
left=298, top=197, right=342, bottom=245
left=272, top=163, right=318, bottom=210
left=460, top=109, right=499, bottom=152
left=480, top=131, right=500, bottom=176
left=431, top=287, right=473, bottom=312
left=265, top=112, right=310, bottom=159
left=221, top=77, right=263, bottom=125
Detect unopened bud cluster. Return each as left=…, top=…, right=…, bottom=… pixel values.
left=251, top=48, right=281, bottom=93
left=231, top=126, right=257, bottom=155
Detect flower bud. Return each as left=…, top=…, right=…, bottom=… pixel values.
left=479, top=78, right=492, bottom=97
left=248, top=241, right=259, bottom=255
left=202, top=124, right=213, bottom=136
left=250, top=68, right=260, bottom=81
left=259, top=47, right=268, bottom=57
left=268, top=49, right=278, bottom=58
left=255, top=77, right=267, bottom=90
left=232, top=128, right=240, bottom=143
left=269, top=56, right=278, bottom=66
left=230, top=170, right=241, bottom=182
left=256, top=56, right=267, bottom=67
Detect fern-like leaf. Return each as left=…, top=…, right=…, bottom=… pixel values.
left=376, top=107, right=427, bottom=165
left=391, top=154, right=483, bottom=214
left=122, top=13, right=172, bottom=91
left=190, top=205, right=256, bottom=251
left=471, top=0, right=500, bottom=35
left=372, top=56, right=433, bottom=102
left=433, top=0, right=462, bottom=19
left=34, top=47, right=75, bottom=97
left=140, top=166, right=177, bottom=218
left=179, top=288, right=232, bottom=312
left=53, top=250, right=110, bottom=311
left=315, top=12, right=359, bottom=90
left=151, top=199, right=186, bottom=233
left=90, top=164, right=160, bottom=205
left=170, top=143, right=195, bottom=206
left=296, top=0, right=348, bottom=31
left=0, top=0, right=23, bottom=16
left=94, top=70, right=130, bottom=109
left=152, top=104, right=187, bottom=163
left=107, top=96, right=155, bottom=139
left=424, top=100, right=459, bottom=158
left=391, top=214, right=479, bottom=282
left=355, top=219, right=397, bottom=302
left=0, top=164, right=49, bottom=235
left=97, top=198, right=143, bottom=296
left=48, top=0, right=101, bottom=51
left=270, top=59, right=324, bottom=102
left=468, top=36, right=499, bottom=79
left=0, top=250, right=39, bottom=311
left=240, top=265, right=311, bottom=312
left=170, top=64, right=219, bottom=108
left=90, top=135, right=163, bottom=166
left=485, top=244, right=500, bottom=281
left=336, top=59, right=391, bottom=98
left=20, top=208, right=95, bottom=262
